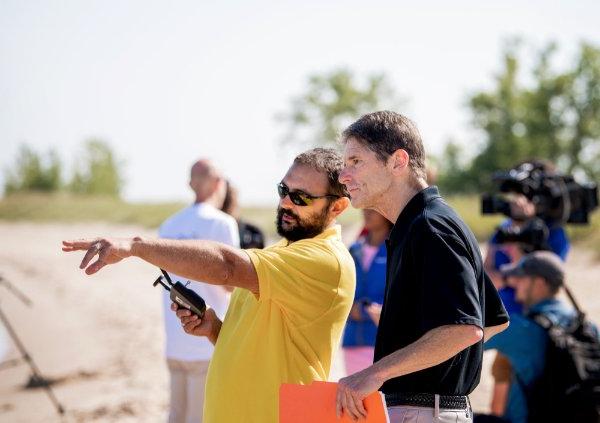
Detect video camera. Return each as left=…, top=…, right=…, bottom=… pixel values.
left=481, top=161, right=598, bottom=224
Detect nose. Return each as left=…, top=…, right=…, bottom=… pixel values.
left=279, top=192, right=295, bottom=209
left=338, top=167, right=351, bottom=185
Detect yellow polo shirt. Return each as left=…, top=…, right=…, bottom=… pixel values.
left=203, top=225, right=355, bottom=423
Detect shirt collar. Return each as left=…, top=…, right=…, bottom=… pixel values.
left=389, top=186, right=440, bottom=244
left=279, top=224, right=342, bottom=246
left=192, top=202, right=214, bottom=211
left=317, top=224, right=342, bottom=241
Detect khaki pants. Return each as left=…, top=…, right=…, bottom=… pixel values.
left=167, top=358, right=210, bottom=423
left=388, top=404, right=472, bottom=423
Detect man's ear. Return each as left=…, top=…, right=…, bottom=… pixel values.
left=389, top=149, right=410, bottom=175
left=329, top=196, right=351, bottom=217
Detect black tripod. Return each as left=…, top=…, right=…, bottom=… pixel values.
left=0, top=274, right=65, bottom=416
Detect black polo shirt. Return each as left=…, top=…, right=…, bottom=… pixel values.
left=374, top=186, right=508, bottom=396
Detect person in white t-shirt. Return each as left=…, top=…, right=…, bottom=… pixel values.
left=158, top=159, right=239, bottom=423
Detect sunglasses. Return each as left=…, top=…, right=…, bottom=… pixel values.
left=276, top=182, right=340, bottom=206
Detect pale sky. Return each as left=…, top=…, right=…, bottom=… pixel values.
left=1, top=0, right=599, bottom=205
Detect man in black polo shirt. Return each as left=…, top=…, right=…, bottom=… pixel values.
left=336, top=111, right=509, bottom=423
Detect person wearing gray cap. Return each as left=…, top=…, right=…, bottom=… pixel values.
left=502, top=250, right=566, bottom=301
left=477, top=251, right=600, bottom=423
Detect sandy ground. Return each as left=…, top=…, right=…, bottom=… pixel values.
left=0, top=222, right=599, bottom=423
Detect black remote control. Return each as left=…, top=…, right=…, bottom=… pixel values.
left=153, top=269, right=206, bottom=318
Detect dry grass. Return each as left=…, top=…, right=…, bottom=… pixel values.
left=1, top=193, right=598, bottom=255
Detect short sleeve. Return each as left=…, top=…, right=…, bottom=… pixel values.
left=245, top=240, right=341, bottom=326
left=416, top=231, right=483, bottom=331
left=484, top=315, right=546, bottom=385
left=483, top=273, right=509, bottom=327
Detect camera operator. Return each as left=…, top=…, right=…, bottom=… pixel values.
left=484, top=160, right=571, bottom=283
left=483, top=161, right=573, bottom=419
left=484, top=194, right=570, bottom=309
left=483, top=155, right=598, bottom=296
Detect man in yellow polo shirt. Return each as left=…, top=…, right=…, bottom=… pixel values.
left=63, top=148, right=356, bottom=423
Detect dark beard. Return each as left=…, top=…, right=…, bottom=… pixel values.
left=275, top=205, right=330, bottom=242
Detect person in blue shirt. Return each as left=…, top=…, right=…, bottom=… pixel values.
left=483, top=194, right=570, bottom=416
left=342, top=209, right=391, bottom=375
left=479, top=251, right=597, bottom=423
left=484, top=194, right=570, bottom=293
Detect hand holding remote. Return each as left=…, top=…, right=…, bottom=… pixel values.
left=172, top=303, right=221, bottom=344
left=153, top=269, right=206, bottom=318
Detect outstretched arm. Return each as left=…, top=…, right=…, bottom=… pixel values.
left=62, top=236, right=259, bottom=293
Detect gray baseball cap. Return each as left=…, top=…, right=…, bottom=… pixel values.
left=501, top=250, right=565, bottom=289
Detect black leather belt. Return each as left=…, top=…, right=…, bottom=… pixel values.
left=385, top=392, right=469, bottom=409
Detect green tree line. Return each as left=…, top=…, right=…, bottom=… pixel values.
left=4, top=139, right=124, bottom=197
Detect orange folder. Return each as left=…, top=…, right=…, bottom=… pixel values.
left=280, top=381, right=389, bottom=423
